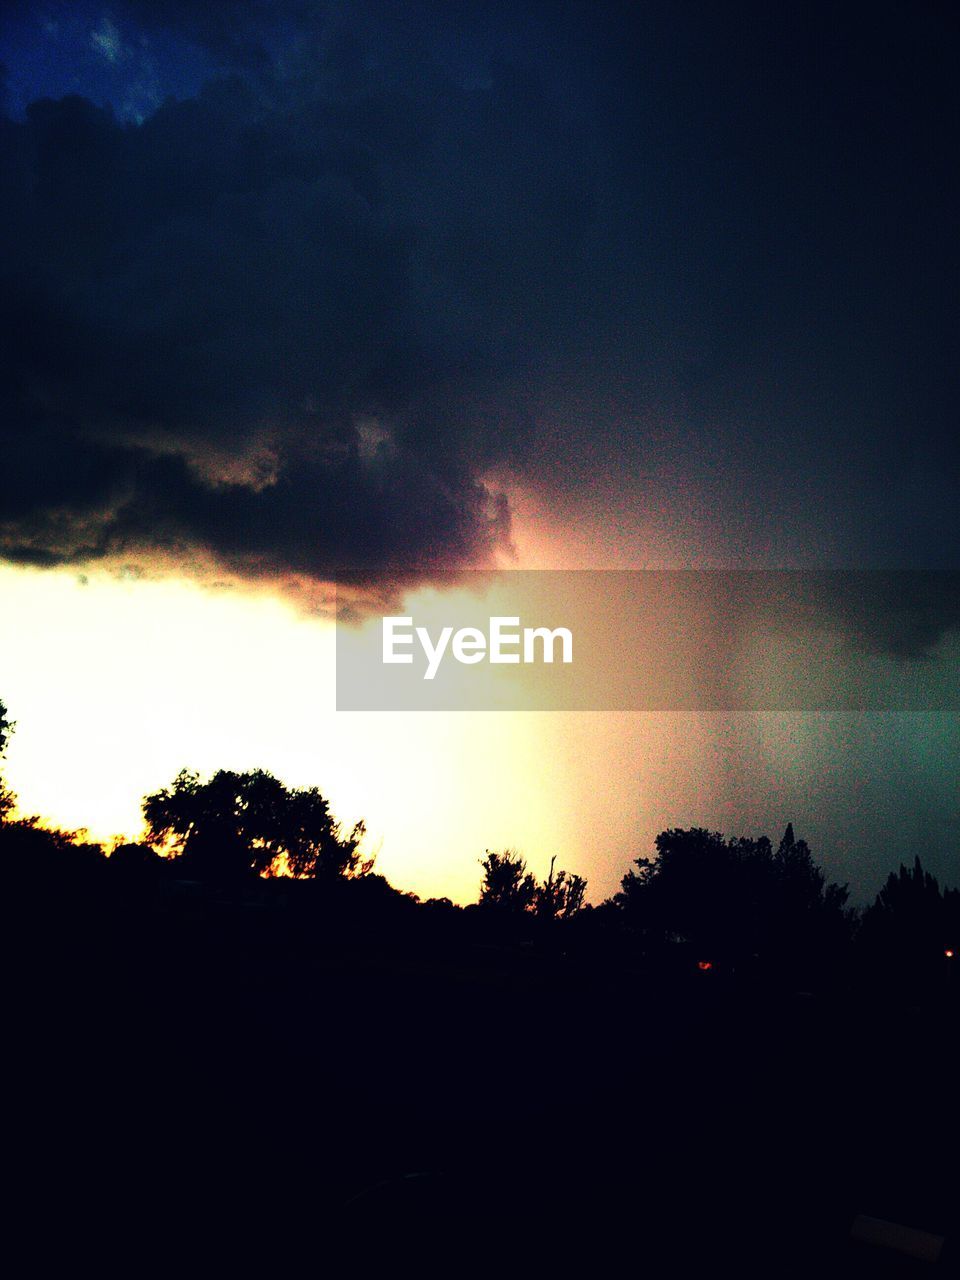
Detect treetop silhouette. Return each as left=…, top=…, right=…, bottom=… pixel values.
left=142, top=767, right=368, bottom=883
left=0, top=698, right=11, bottom=758
left=478, top=849, right=537, bottom=913
left=0, top=697, right=14, bottom=821
left=1, top=689, right=954, bottom=1003
left=860, top=855, right=960, bottom=984
left=615, top=824, right=852, bottom=978
left=478, top=848, right=587, bottom=919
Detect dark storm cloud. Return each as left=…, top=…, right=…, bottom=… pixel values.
left=1, top=0, right=959, bottom=635
left=0, top=17, right=599, bottom=592
left=809, top=573, right=960, bottom=662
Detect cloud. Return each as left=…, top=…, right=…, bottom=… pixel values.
left=2, top=0, right=958, bottom=639
left=0, top=30, right=598, bottom=599
left=90, top=17, right=128, bottom=65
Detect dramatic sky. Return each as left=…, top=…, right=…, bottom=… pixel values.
left=1, top=0, right=958, bottom=902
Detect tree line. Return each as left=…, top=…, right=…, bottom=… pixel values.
left=1, top=694, right=957, bottom=995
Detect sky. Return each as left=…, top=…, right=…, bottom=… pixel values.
left=1, top=0, right=959, bottom=902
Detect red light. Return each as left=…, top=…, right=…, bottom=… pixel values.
left=946, top=950, right=955, bottom=959
left=697, top=961, right=713, bottom=972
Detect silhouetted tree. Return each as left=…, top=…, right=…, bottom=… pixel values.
left=770, top=823, right=854, bottom=963
left=0, top=697, right=14, bottom=821
left=142, top=767, right=368, bottom=884
left=478, top=848, right=537, bottom=913
left=479, top=849, right=587, bottom=922
left=858, top=856, right=959, bottom=993
left=534, top=855, right=588, bottom=921
left=615, top=825, right=852, bottom=982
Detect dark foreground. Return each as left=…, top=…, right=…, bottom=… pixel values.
left=8, top=873, right=957, bottom=1275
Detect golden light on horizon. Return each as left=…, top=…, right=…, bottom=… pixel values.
left=3, top=530, right=898, bottom=904
left=0, top=560, right=607, bottom=902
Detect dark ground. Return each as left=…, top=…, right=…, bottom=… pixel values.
left=7, top=874, right=957, bottom=1274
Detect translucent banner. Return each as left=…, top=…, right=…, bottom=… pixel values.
left=335, top=570, right=960, bottom=711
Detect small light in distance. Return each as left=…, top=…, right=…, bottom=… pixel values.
left=697, top=960, right=713, bottom=972
left=946, top=949, right=955, bottom=959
